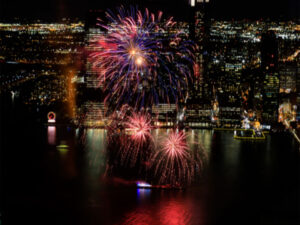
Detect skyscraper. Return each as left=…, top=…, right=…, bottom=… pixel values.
left=261, top=31, right=280, bottom=124
left=186, top=0, right=212, bottom=128
left=189, top=0, right=211, bottom=103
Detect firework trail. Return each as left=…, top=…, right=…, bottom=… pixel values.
left=90, top=6, right=195, bottom=110
left=151, top=130, right=204, bottom=187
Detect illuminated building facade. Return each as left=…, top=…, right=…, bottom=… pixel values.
left=152, top=104, right=177, bottom=127
left=279, top=62, right=297, bottom=94
left=261, top=31, right=279, bottom=124
left=186, top=0, right=213, bottom=127
left=207, top=22, right=258, bottom=127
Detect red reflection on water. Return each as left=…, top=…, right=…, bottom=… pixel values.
left=123, top=208, right=153, bottom=225
left=158, top=200, right=191, bottom=225
left=121, top=195, right=204, bottom=225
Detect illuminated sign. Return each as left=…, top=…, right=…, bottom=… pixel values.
left=47, top=112, right=56, bottom=123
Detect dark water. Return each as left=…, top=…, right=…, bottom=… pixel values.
left=1, top=96, right=300, bottom=225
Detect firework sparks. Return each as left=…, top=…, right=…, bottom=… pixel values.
left=121, top=111, right=153, bottom=168
left=152, top=130, right=203, bottom=187
left=125, top=112, right=152, bottom=143
left=161, top=131, right=189, bottom=159
left=90, top=6, right=195, bottom=110
left=106, top=106, right=153, bottom=170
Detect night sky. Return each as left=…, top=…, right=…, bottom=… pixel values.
left=0, top=0, right=299, bottom=21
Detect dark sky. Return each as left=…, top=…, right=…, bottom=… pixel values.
left=0, top=0, right=299, bottom=21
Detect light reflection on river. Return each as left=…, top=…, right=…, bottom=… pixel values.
left=4, top=122, right=300, bottom=225
left=79, top=128, right=212, bottom=184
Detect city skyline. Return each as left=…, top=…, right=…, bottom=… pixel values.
left=1, top=3, right=300, bottom=225
left=1, top=17, right=299, bottom=127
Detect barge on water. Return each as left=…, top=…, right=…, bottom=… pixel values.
left=234, top=129, right=266, bottom=140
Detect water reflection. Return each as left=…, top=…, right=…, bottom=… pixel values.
left=83, top=129, right=107, bottom=190
left=122, top=190, right=205, bottom=225
left=78, top=129, right=218, bottom=185
left=4, top=94, right=300, bottom=225
left=136, top=188, right=151, bottom=202
left=40, top=126, right=299, bottom=225
left=47, top=126, right=56, bottom=145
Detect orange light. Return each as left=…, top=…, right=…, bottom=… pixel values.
left=130, top=49, right=136, bottom=55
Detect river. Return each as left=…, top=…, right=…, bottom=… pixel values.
left=1, top=95, right=300, bottom=225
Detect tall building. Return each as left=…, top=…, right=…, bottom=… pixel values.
left=279, top=61, right=297, bottom=94
left=261, top=31, right=279, bottom=124
left=278, top=60, right=300, bottom=122
left=189, top=0, right=211, bottom=103
left=75, top=10, right=108, bottom=124
left=186, top=0, right=213, bottom=128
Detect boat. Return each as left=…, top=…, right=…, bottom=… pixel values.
left=136, top=181, right=184, bottom=190
left=233, top=129, right=266, bottom=140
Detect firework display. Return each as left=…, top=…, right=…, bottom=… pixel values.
left=151, top=130, right=203, bottom=186
left=103, top=106, right=205, bottom=187
left=124, top=111, right=152, bottom=147
left=77, top=106, right=206, bottom=187
left=84, top=6, right=203, bottom=188
left=106, top=106, right=154, bottom=170
left=90, top=6, right=195, bottom=109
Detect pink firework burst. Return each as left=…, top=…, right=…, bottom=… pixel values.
left=161, top=131, right=189, bottom=159
left=119, top=111, right=153, bottom=167
left=152, top=130, right=199, bottom=187
left=106, top=107, right=153, bottom=169
left=90, top=6, right=195, bottom=110
left=124, top=112, right=152, bottom=143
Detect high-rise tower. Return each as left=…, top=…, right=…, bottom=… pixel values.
left=189, top=0, right=211, bottom=104
left=190, top=0, right=211, bottom=104
left=261, top=30, right=279, bottom=124
left=185, top=0, right=212, bottom=128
